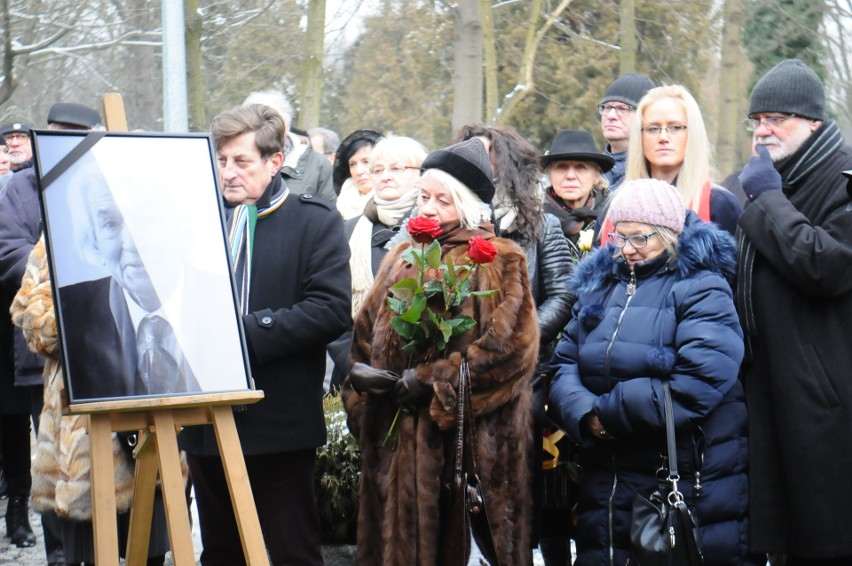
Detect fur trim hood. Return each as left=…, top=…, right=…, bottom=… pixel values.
left=572, top=213, right=737, bottom=296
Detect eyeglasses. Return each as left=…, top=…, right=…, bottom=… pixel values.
left=609, top=231, right=658, bottom=249
left=370, top=165, right=419, bottom=176
left=598, top=103, right=635, bottom=117
left=641, top=124, right=687, bottom=137
left=742, top=114, right=796, bottom=132
left=3, top=133, right=28, bottom=143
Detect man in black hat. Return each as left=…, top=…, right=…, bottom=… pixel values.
left=597, top=73, right=655, bottom=191
left=0, top=101, right=101, bottom=564
left=736, top=59, right=852, bottom=565
left=0, top=123, right=33, bottom=172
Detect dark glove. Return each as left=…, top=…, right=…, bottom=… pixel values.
left=348, top=362, right=400, bottom=395
left=740, top=144, right=782, bottom=202
left=394, top=368, right=433, bottom=413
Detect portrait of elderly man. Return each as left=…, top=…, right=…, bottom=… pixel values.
left=46, top=138, right=247, bottom=402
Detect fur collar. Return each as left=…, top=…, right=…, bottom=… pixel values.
left=572, top=213, right=737, bottom=295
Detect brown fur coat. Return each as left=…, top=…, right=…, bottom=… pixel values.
left=10, top=239, right=135, bottom=520
left=343, top=236, right=539, bottom=565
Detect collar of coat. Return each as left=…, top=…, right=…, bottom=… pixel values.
left=571, top=211, right=737, bottom=296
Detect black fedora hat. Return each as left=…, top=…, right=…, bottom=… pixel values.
left=541, top=129, right=615, bottom=172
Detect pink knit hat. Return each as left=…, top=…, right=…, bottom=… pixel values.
left=608, top=178, right=686, bottom=233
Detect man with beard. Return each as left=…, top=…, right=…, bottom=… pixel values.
left=0, top=123, right=32, bottom=172
left=736, top=59, right=852, bottom=565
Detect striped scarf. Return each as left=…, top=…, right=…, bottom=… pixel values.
left=228, top=176, right=289, bottom=313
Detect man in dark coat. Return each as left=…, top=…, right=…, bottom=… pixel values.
left=180, top=103, right=350, bottom=565
left=736, top=59, right=852, bottom=564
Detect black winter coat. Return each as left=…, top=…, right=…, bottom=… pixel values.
left=736, top=122, right=852, bottom=558
left=181, top=189, right=351, bottom=456
left=0, top=167, right=47, bottom=387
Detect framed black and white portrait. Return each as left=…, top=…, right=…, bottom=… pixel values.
left=33, top=131, right=253, bottom=408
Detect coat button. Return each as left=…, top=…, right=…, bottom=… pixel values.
left=303, top=194, right=313, bottom=199
left=261, top=316, right=273, bottom=325
left=445, top=396, right=455, bottom=408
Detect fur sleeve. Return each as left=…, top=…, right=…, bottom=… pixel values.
left=10, top=237, right=59, bottom=359
left=429, top=240, right=539, bottom=429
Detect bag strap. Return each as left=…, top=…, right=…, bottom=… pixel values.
left=460, top=359, right=501, bottom=566
left=662, top=381, right=684, bottom=501
left=451, top=359, right=467, bottom=486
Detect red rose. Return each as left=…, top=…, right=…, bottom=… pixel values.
left=467, top=236, right=498, bottom=264
left=408, top=217, right=444, bottom=244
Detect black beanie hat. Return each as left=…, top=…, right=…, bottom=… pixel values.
left=748, top=59, right=825, bottom=120
left=600, top=73, right=656, bottom=108
left=421, top=138, right=495, bottom=204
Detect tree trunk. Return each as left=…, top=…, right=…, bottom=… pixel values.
left=0, top=0, right=15, bottom=104
left=299, top=0, right=326, bottom=130
left=451, top=0, right=483, bottom=133
left=185, top=0, right=205, bottom=131
left=496, top=0, right=572, bottom=125
left=481, top=0, right=498, bottom=123
left=716, top=0, right=744, bottom=176
left=618, top=0, right=636, bottom=74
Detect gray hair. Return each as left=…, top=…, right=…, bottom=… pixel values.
left=243, top=89, right=293, bottom=127
left=307, top=127, right=340, bottom=154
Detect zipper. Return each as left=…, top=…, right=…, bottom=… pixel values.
left=605, top=269, right=635, bottom=566
left=607, top=453, right=618, bottom=566
left=603, top=269, right=637, bottom=382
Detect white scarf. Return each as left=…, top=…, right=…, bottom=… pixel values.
left=349, top=190, right=418, bottom=318
left=336, top=178, right=373, bottom=220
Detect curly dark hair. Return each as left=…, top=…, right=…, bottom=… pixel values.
left=454, top=124, right=543, bottom=245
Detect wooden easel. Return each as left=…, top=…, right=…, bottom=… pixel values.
left=76, top=94, right=271, bottom=566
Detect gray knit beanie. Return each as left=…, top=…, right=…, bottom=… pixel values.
left=600, top=73, right=656, bottom=108
left=748, top=59, right=825, bottom=120
left=609, top=178, right=686, bottom=234
left=420, top=138, right=495, bottom=204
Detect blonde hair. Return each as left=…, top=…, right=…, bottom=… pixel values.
left=369, top=135, right=428, bottom=168
left=625, top=85, right=713, bottom=211
left=420, top=168, right=492, bottom=230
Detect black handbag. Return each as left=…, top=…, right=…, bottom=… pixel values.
left=630, top=381, right=704, bottom=566
left=439, top=358, right=501, bottom=566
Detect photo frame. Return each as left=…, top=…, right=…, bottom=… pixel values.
left=32, top=130, right=253, bottom=410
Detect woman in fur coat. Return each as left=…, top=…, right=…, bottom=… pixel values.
left=10, top=238, right=170, bottom=565
left=343, top=138, right=539, bottom=565
left=549, top=179, right=760, bottom=566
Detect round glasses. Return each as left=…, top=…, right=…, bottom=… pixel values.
left=609, top=231, right=658, bottom=249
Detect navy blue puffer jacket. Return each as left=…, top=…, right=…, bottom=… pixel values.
left=550, top=217, right=758, bottom=566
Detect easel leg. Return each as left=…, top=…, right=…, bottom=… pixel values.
left=125, top=432, right=157, bottom=566
left=211, top=405, right=270, bottom=566
left=90, top=414, right=120, bottom=566
left=153, top=411, right=195, bottom=565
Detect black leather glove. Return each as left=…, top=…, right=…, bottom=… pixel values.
left=394, top=368, right=433, bottom=413
left=348, top=362, right=400, bottom=395
left=740, top=144, right=782, bottom=202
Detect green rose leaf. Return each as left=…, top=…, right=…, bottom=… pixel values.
left=401, top=340, right=419, bottom=356
left=402, top=246, right=422, bottom=269
left=391, top=316, right=415, bottom=339
left=425, top=240, right=442, bottom=269
left=400, top=294, right=427, bottom=323
left=389, top=277, right=418, bottom=300
left=449, top=315, right=477, bottom=335
left=422, top=280, right=443, bottom=297
left=438, top=318, right=453, bottom=344
left=470, top=290, right=498, bottom=297
left=387, top=296, right=408, bottom=314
